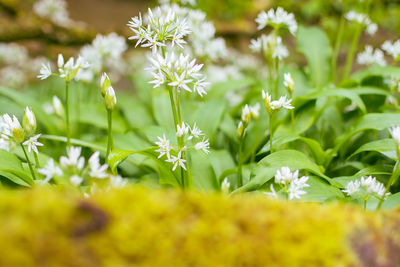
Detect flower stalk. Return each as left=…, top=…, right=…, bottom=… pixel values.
left=21, top=143, right=36, bottom=180
left=65, top=80, right=71, bottom=148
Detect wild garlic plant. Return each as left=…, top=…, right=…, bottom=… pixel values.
left=265, top=167, right=309, bottom=201
left=38, top=54, right=89, bottom=148
left=128, top=5, right=210, bottom=189
left=0, top=107, right=43, bottom=180
left=236, top=104, right=259, bottom=187
left=250, top=7, right=297, bottom=97
left=261, top=90, right=293, bottom=153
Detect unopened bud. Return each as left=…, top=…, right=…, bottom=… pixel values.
left=22, top=106, right=36, bottom=136
left=237, top=121, right=244, bottom=139
left=283, top=73, right=295, bottom=95
left=52, top=96, right=64, bottom=117
left=105, top=86, right=117, bottom=110
left=100, top=73, right=111, bottom=97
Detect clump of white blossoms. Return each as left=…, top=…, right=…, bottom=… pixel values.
left=356, top=46, right=386, bottom=66
left=33, top=0, right=72, bottom=27
left=381, top=40, right=400, bottom=62
left=155, top=123, right=210, bottom=171
left=39, top=146, right=127, bottom=189
left=345, top=11, right=377, bottom=36
left=237, top=104, right=260, bottom=138
left=255, top=7, right=297, bottom=35
left=264, top=167, right=309, bottom=200
left=127, top=6, right=191, bottom=54
left=342, top=176, right=389, bottom=202
left=0, top=43, right=28, bottom=66
left=147, top=52, right=209, bottom=96
left=262, top=90, right=293, bottom=115
left=78, top=33, right=128, bottom=82
left=38, top=54, right=90, bottom=82
left=249, top=35, right=288, bottom=60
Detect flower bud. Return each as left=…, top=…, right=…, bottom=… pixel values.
left=221, top=178, right=230, bottom=194
left=237, top=121, right=244, bottom=139
left=100, top=73, right=111, bottom=97
left=283, top=73, right=295, bottom=95
left=10, top=116, right=24, bottom=143
left=23, top=107, right=36, bottom=136
left=57, top=54, right=64, bottom=68
left=105, top=86, right=117, bottom=110
left=262, top=90, right=273, bottom=115
left=241, top=105, right=251, bottom=125
left=52, top=96, right=64, bottom=117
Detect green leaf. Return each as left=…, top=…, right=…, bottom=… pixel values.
left=234, top=150, right=332, bottom=193
left=0, top=150, right=33, bottom=186
left=382, top=192, right=400, bottom=210
left=108, top=149, right=137, bottom=174
left=152, top=89, right=174, bottom=129
left=350, top=139, right=396, bottom=160
left=303, top=176, right=344, bottom=202
left=191, top=151, right=219, bottom=191
left=78, top=103, right=127, bottom=133
left=351, top=65, right=400, bottom=83
left=297, top=26, right=332, bottom=88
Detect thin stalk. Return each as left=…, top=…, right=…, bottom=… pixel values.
left=332, top=15, right=345, bottom=83
left=274, top=57, right=280, bottom=98
left=269, top=114, right=274, bottom=153
left=376, top=160, right=400, bottom=210
left=237, top=134, right=244, bottom=188
left=106, top=109, right=113, bottom=161
left=65, top=80, right=71, bottom=148
left=21, top=144, right=36, bottom=180
left=290, top=109, right=295, bottom=132
left=363, top=199, right=367, bottom=211
left=342, top=23, right=362, bottom=81
left=34, top=152, right=40, bottom=168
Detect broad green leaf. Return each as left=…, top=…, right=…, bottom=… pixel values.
left=0, top=150, right=33, bottom=186
left=191, top=151, right=219, bottom=191
left=78, top=103, right=127, bottom=133
left=119, top=94, right=154, bottom=129
left=351, top=65, right=400, bottom=82
left=302, top=176, right=344, bottom=202
left=297, top=26, right=332, bottom=88
left=234, top=150, right=332, bottom=193
left=206, top=78, right=254, bottom=99
left=0, top=171, right=29, bottom=187
left=381, top=192, right=400, bottom=210
left=152, top=89, right=174, bottom=129
left=108, top=149, right=138, bottom=174
left=350, top=139, right=396, bottom=160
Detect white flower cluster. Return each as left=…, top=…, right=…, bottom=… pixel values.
left=262, top=90, right=293, bottom=115
left=265, top=167, right=309, bottom=200
left=342, top=176, right=388, bottom=200
left=0, top=107, right=43, bottom=153
left=382, top=40, right=400, bottom=61
left=38, top=147, right=126, bottom=188
left=155, top=123, right=209, bottom=171
left=0, top=43, right=28, bottom=65
left=128, top=6, right=191, bottom=54
left=255, top=7, right=298, bottom=35
left=33, top=0, right=72, bottom=27
left=38, top=54, right=89, bottom=82
left=250, top=35, right=288, bottom=60
left=78, top=33, right=128, bottom=82
left=345, top=11, right=377, bottom=36
left=147, top=52, right=209, bottom=96
left=356, top=46, right=386, bottom=66
left=237, top=103, right=260, bottom=138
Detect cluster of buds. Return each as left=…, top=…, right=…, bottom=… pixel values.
left=155, top=122, right=210, bottom=171
left=262, top=90, right=293, bottom=116
left=127, top=6, right=191, bottom=54
left=38, top=146, right=126, bottom=188
left=100, top=73, right=117, bottom=111
left=38, top=54, right=90, bottom=82
left=0, top=107, right=43, bottom=154
left=237, top=104, right=260, bottom=139
left=265, top=167, right=309, bottom=200
left=342, top=176, right=389, bottom=200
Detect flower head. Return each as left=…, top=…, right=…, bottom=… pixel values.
left=255, top=7, right=297, bottom=35
left=166, top=150, right=187, bottom=171
left=357, top=46, right=386, bottom=66
left=283, top=73, right=295, bottom=95
left=23, top=134, right=43, bottom=154
left=37, top=63, right=52, bottom=80
left=38, top=158, right=63, bottom=183
left=88, top=151, right=109, bottom=179
left=155, top=134, right=173, bottom=159
left=60, top=146, right=85, bottom=170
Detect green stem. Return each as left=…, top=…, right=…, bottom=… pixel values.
left=237, top=133, right=244, bottom=188
left=269, top=114, right=274, bottom=153
left=106, top=109, right=113, bottom=161
left=332, top=16, right=345, bottom=83
left=376, top=160, right=400, bottom=210
left=34, top=152, right=40, bottom=168
left=21, top=144, right=36, bottom=180
left=342, top=23, right=362, bottom=81
left=65, top=80, right=71, bottom=148
left=274, top=57, right=280, bottom=98
left=363, top=199, right=367, bottom=211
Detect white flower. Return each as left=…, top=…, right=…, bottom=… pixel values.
left=241, top=105, right=251, bottom=123
left=262, top=90, right=294, bottom=114
left=221, top=177, right=230, bottom=194
left=283, top=73, right=295, bottom=94
left=193, top=78, right=209, bottom=97
left=70, top=175, right=83, bottom=186
left=60, top=146, right=85, bottom=170
left=382, top=40, right=400, bottom=61
left=345, top=11, right=377, bottom=36
left=149, top=71, right=165, bottom=88
left=255, top=7, right=297, bottom=35
left=357, top=46, right=386, bottom=66
left=274, top=166, right=298, bottom=184
left=88, top=151, right=109, bottom=179
left=33, top=0, right=72, bottom=27
left=23, top=134, right=43, bottom=154
left=288, top=175, right=309, bottom=200
left=189, top=123, right=203, bottom=140
left=390, top=126, right=400, bottom=146
left=176, top=122, right=189, bottom=137
left=37, top=63, right=52, bottom=80
left=194, top=138, right=210, bottom=153
left=155, top=134, right=173, bottom=159
left=168, top=72, right=193, bottom=92
left=264, top=184, right=278, bottom=199
left=109, top=175, right=128, bottom=188
left=250, top=34, right=288, bottom=60
left=38, top=159, right=63, bottom=183
left=57, top=54, right=90, bottom=82
left=342, top=180, right=361, bottom=196
left=250, top=103, right=260, bottom=119
left=166, top=150, right=187, bottom=171
left=24, top=107, right=35, bottom=127
left=343, top=176, right=389, bottom=199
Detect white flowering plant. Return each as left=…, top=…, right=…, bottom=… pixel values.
left=1, top=0, right=400, bottom=211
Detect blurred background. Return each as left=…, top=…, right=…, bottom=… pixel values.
left=1, top=0, right=400, bottom=89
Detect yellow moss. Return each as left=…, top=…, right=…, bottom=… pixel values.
left=0, top=187, right=398, bottom=266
